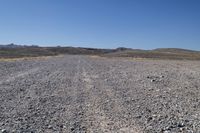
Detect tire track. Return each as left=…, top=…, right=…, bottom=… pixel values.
left=79, top=57, right=142, bottom=133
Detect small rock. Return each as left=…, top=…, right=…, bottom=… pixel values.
left=151, top=79, right=156, bottom=82
left=163, top=130, right=171, bottom=133
left=70, top=127, right=75, bottom=131
left=11, top=129, right=16, bottom=133
left=184, top=119, right=189, bottom=123
left=59, top=124, right=64, bottom=128
left=1, top=129, right=7, bottom=133
left=48, top=125, right=53, bottom=129
left=178, top=122, right=185, bottom=127
left=147, top=117, right=153, bottom=122
left=160, top=75, right=164, bottom=78
left=26, top=96, right=31, bottom=99
left=146, top=126, right=153, bottom=129
left=148, top=88, right=154, bottom=91
left=135, top=115, right=142, bottom=119
left=63, top=125, right=67, bottom=129
left=179, top=128, right=184, bottom=131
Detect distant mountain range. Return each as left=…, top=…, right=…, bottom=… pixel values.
left=1, top=44, right=200, bottom=60
left=1, top=44, right=198, bottom=52
left=0, top=44, right=39, bottom=48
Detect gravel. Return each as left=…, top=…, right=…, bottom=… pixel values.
left=0, top=55, right=200, bottom=132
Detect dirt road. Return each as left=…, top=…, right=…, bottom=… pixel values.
left=0, top=55, right=200, bottom=133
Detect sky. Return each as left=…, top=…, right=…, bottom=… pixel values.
left=0, top=0, right=199, bottom=50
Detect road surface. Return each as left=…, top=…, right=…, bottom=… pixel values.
left=0, top=55, right=200, bottom=133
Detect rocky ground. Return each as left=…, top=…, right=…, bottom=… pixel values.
left=0, top=55, right=200, bottom=133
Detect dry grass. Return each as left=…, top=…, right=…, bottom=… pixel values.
left=0, top=55, right=63, bottom=62
left=104, top=50, right=200, bottom=60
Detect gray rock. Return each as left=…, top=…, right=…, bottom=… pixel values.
left=1, top=129, right=7, bottom=133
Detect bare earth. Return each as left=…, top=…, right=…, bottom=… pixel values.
left=0, top=55, right=200, bottom=133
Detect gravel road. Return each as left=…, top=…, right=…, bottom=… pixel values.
left=0, top=55, right=200, bottom=133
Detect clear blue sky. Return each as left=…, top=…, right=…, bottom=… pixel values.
left=0, top=0, right=199, bottom=50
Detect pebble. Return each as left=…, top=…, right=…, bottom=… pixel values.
left=70, top=127, right=75, bottom=131
left=178, top=122, right=185, bottom=127
left=48, top=125, right=53, bottom=129
left=1, top=129, right=7, bottom=133
left=163, top=130, right=171, bottom=133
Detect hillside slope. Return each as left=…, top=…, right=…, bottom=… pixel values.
left=104, top=48, right=200, bottom=60
left=1, top=44, right=200, bottom=60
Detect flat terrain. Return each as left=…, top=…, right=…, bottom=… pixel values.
left=0, top=55, right=200, bottom=133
